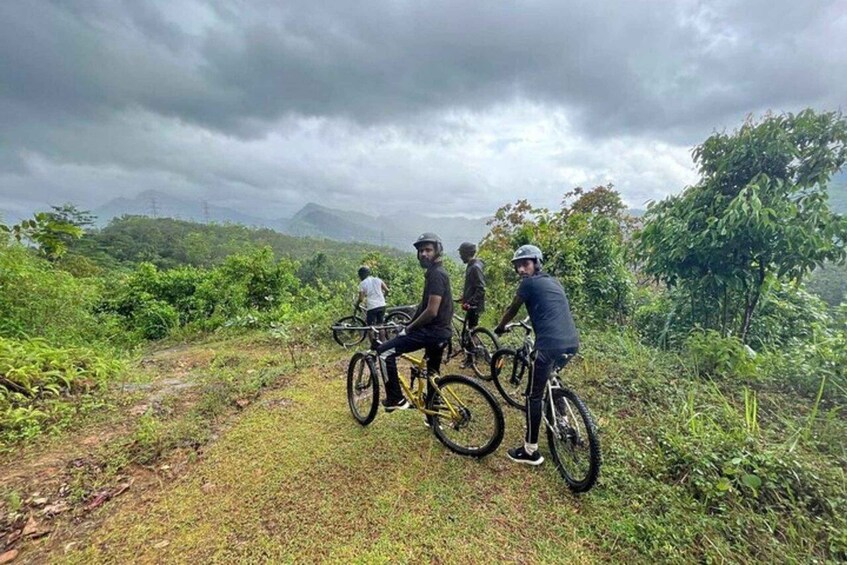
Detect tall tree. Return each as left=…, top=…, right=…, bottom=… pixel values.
left=637, top=110, right=847, bottom=342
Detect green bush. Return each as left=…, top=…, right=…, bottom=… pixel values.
left=0, top=336, right=124, bottom=444
left=685, top=329, right=758, bottom=380
left=0, top=244, right=111, bottom=345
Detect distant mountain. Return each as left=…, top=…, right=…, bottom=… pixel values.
left=829, top=171, right=846, bottom=214
left=93, top=190, right=285, bottom=231
left=286, top=202, right=489, bottom=254
left=92, top=192, right=490, bottom=253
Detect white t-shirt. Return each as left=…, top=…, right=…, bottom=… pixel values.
left=358, top=276, right=386, bottom=311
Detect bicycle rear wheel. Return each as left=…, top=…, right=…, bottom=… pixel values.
left=427, top=375, right=504, bottom=457
left=333, top=315, right=366, bottom=347
left=384, top=311, right=411, bottom=340
left=491, top=349, right=528, bottom=410
left=347, top=352, right=379, bottom=425
left=467, top=327, right=500, bottom=380
left=545, top=387, right=601, bottom=493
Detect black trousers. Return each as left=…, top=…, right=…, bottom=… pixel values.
left=365, top=306, right=385, bottom=325
left=376, top=331, right=447, bottom=402
left=525, top=347, right=577, bottom=444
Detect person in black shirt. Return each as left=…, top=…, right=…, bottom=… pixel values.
left=376, top=232, right=454, bottom=411
left=494, top=244, right=579, bottom=465
left=458, top=242, right=486, bottom=367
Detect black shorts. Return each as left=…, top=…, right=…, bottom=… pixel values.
left=365, top=307, right=386, bottom=325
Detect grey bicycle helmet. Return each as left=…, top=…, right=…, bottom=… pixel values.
left=413, top=232, right=443, bottom=255
left=511, top=244, right=543, bottom=265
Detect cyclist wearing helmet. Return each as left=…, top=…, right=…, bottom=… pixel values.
left=356, top=265, right=389, bottom=326
left=458, top=241, right=486, bottom=367
left=494, top=244, right=579, bottom=465
left=376, top=232, right=454, bottom=411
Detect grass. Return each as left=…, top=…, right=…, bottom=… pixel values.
left=9, top=327, right=846, bottom=562
left=65, top=350, right=598, bottom=563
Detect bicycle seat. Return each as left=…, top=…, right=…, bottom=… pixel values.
left=553, top=353, right=575, bottom=372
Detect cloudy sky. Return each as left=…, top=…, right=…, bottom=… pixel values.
left=1, top=0, right=845, bottom=220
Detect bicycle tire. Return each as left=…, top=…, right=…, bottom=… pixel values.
left=468, top=327, right=500, bottom=381
left=333, top=315, right=367, bottom=347
left=491, top=349, right=528, bottom=410
left=545, top=387, right=601, bottom=493
left=384, top=311, right=412, bottom=340
left=347, top=352, right=379, bottom=425
left=427, top=375, right=504, bottom=457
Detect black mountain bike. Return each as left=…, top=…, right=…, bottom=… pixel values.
left=491, top=319, right=601, bottom=493
left=332, top=304, right=413, bottom=347
left=445, top=312, right=500, bottom=380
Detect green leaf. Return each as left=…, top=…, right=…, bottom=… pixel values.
left=741, top=473, right=762, bottom=491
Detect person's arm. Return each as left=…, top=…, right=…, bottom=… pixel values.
left=355, top=288, right=366, bottom=309
left=406, top=294, right=442, bottom=332
left=380, top=280, right=389, bottom=295
left=494, top=294, right=524, bottom=334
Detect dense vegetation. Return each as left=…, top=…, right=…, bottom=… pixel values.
left=1, top=109, right=846, bottom=561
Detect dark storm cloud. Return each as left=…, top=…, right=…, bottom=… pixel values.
left=3, top=0, right=844, bottom=143
left=0, top=0, right=844, bottom=218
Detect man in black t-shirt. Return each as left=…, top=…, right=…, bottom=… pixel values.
left=458, top=241, right=486, bottom=368
left=376, top=232, right=453, bottom=411
left=494, top=244, right=579, bottom=465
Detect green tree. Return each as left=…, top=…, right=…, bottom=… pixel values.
left=1, top=212, right=83, bottom=261
left=637, top=110, right=847, bottom=342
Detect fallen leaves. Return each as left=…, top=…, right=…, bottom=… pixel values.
left=0, top=549, right=19, bottom=564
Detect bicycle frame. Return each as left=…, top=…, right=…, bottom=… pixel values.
left=339, top=322, right=467, bottom=422
left=501, top=320, right=573, bottom=434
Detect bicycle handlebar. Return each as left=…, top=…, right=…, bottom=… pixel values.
left=501, top=317, right=532, bottom=334
left=329, top=322, right=404, bottom=332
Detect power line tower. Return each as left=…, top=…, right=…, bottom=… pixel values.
left=150, top=195, right=159, bottom=218
left=202, top=200, right=210, bottom=223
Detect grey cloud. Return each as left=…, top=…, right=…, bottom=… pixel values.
left=0, top=0, right=843, bottom=219
left=4, top=0, right=844, bottom=148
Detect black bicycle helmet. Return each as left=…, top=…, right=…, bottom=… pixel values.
left=458, top=242, right=477, bottom=256
left=357, top=266, right=371, bottom=280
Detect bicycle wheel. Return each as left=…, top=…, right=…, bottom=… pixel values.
left=347, top=352, right=379, bottom=425
left=427, top=375, right=504, bottom=457
left=384, top=311, right=411, bottom=340
left=333, top=315, right=366, bottom=347
left=545, top=387, right=601, bottom=493
left=468, top=327, right=500, bottom=380
left=491, top=349, right=528, bottom=410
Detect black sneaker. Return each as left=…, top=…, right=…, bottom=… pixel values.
left=507, top=446, right=544, bottom=466
left=383, top=398, right=411, bottom=412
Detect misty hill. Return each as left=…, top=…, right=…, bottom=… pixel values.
left=286, top=202, right=489, bottom=253
left=93, top=190, right=284, bottom=231
left=94, top=191, right=490, bottom=253
left=74, top=215, right=405, bottom=273
left=828, top=172, right=846, bottom=214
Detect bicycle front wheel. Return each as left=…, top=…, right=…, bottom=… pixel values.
left=491, top=349, right=528, bottom=410
left=546, top=388, right=601, bottom=493
left=347, top=352, right=379, bottom=425
left=333, top=316, right=366, bottom=347
left=468, top=327, right=500, bottom=380
left=427, top=375, right=504, bottom=457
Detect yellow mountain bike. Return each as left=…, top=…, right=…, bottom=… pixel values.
left=346, top=328, right=504, bottom=458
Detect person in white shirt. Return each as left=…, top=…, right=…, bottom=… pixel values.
left=356, top=266, right=389, bottom=325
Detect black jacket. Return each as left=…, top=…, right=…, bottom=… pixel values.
left=461, top=258, right=486, bottom=312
